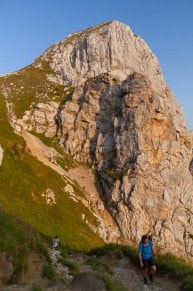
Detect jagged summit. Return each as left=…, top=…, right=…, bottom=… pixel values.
left=33, top=20, right=164, bottom=92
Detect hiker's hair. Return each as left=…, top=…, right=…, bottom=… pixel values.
left=141, top=234, right=148, bottom=242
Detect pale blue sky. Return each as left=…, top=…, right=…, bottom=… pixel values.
left=0, top=0, right=192, bottom=129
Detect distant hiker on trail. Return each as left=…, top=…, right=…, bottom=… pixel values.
left=52, top=235, right=59, bottom=248
left=138, top=234, right=156, bottom=285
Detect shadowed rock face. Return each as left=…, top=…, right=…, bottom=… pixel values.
left=54, top=71, right=193, bottom=261
left=5, top=21, right=193, bottom=262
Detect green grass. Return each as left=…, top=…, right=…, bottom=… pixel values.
left=104, top=169, right=126, bottom=181
left=31, top=284, right=44, bottom=291
left=0, top=93, right=103, bottom=252
left=0, top=149, right=102, bottom=250
left=1, top=74, right=48, bottom=118
left=0, top=208, right=59, bottom=284
left=88, top=243, right=124, bottom=260
left=87, top=257, right=113, bottom=274
left=87, top=256, right=124, bottom=291
left=42, top=265, right=55, bottom=280
left=0, top=66, right=68, bottom=119
left=58, top=257, right=79, bottom=275
left=100, top=274, right=124, bottom=291
left=156, top=252, right=193, bottom=291
left=0, top=210, right=28, bottom=283
left=0, top=96, right=24, bottom=145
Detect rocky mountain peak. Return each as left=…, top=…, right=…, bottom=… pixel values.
left=35, top=20, right=164, bottom=92
left=1, top=21, right=193, bottom=263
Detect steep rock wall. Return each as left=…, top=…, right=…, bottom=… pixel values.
left=55, top=72, right=193, bottom=261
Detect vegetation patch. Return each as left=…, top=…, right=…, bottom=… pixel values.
left=100, top=274, right=124, bottom=291
left=0, top=67, right=69, bottom=119
left=0, top=148, right=103, bottom=250
left=31, top=284, right=44, bottom=291
left=0, top=93, right=103, bottom=252
left=89, top=243, right=124, bottom=260
left=58, top=257, right=79, bottom=276
left=59, top=86, right=75, bottom=106
left=87, top=257, right=112, bottom=274
left=156, top=252, right=193, bottom=291
left=87, top=256, right=124, bottom=291
left=0, top=210, right=27, bottom=283
left=104, top=169, right=126, bottom=181
left=42, top=264, right=55, bottom=280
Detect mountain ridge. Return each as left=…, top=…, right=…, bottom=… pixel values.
left=0, top=20, right=193, bottom=265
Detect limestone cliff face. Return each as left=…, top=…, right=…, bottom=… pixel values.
left=16, top=21, right=193, bottom=261
left=34, top=21, right=164, bottom=93
left=54, top=72, right=193, bottom=261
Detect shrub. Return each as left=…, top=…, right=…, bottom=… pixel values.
left=58, top=257, right=79, bottom=275
left=157, top=252, right=193, bottom=290
left=42, top=265, right=55, bottom=280
left=31, top=284, right=44, bottom=291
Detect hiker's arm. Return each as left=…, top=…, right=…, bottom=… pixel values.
left=138, top=252, right=143, bottom=268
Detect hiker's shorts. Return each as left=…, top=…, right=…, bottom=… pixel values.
left=142, top=257, right=155, bottom=269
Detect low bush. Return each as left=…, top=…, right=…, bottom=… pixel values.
left=58, top=257, right=79, bottom=275
left=42, top=264, right=55, bottom=280
left=157, top=252, right=193, bottom=290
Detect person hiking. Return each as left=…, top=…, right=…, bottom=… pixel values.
left=52, top=235, right=59, bottom=248
left=138, top=234, right=156, bottom=284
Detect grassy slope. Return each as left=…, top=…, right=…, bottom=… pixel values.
left=0, top=62, right=71, bottom=118
left=0, top=71, right=103, bottom=252
left=0, top=210, right=28, bottom=283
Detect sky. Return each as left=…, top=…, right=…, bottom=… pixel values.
left=0, top=0, right=193, bottom=129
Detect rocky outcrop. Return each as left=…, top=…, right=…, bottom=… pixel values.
left=6, top=21, right=193, bottom=262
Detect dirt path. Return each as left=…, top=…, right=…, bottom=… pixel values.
left=65, top=253, right=182, bottom=291
left=111, top=257, right=181, bottom=291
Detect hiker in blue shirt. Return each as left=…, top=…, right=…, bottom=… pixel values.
left=138, top=234, right=156, bottom=284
